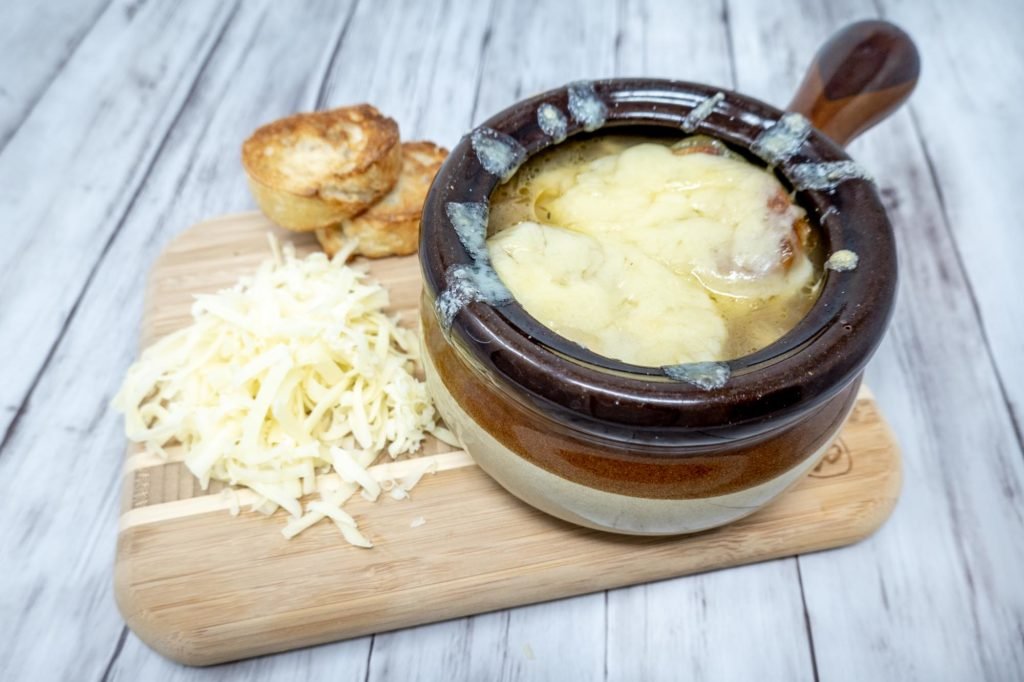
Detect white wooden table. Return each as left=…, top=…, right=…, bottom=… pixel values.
left=2, top=0, right=1022, bottom=679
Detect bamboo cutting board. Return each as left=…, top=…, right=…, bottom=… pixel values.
left=114, top=212, right=902, bottom=666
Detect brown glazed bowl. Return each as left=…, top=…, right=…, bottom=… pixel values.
left=418, top=22, right=919, bottom=534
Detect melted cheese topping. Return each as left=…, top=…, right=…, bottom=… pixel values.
left=113, top=237, right=452, bottom=546
left=488, top=137, right=819, bottom=365
left=489, top=221, right=727, bottom=365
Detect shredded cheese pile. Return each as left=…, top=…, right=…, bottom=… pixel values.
left=114, top=236, right=450, bottom=547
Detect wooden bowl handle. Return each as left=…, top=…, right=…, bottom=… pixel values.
left=787, top=20, right=920, bottom=147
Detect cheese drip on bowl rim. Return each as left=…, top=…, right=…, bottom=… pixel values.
left=113, top=236, right=455, bottom=547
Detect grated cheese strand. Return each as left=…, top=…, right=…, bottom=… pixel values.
left=113, top=237, right=442, bottom=546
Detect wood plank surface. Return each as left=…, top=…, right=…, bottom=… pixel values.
left=113, top=212, right=900, bottom=666
left=0, top=0, right=1021, bottom=679
left=880, top=0, right=1024, bottom=441
left=0, top=0, right=236, bottom=445
left=0, top=0, right=111, bottom=149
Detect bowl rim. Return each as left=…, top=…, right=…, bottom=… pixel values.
left=419, top=78, right=896, bottom=437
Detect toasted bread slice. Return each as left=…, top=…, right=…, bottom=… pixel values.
left=316, top=141, right=448, bottom=258
left=242, top=105, right=401, bottom=232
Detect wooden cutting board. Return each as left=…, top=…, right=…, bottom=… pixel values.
left=114, top=212, right=902, bottom=666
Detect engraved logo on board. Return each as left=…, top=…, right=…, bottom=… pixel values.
left=810, top=437, right=853, bottom=478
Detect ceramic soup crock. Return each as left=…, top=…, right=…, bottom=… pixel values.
left=418, top=21, right=918, bottom=535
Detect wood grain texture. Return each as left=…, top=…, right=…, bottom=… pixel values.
left=0, top=0, right=110, bottom=149
left=472, top=0, right=618, bottom=128
left=787, top=20, right=919, bottom=146
left=114, top=212, right=900, bottom=666
left=2, top=0, right=1022, bottom=679
left=608, top=559, right=815, bottom=681
left=315, top=0, right=497, bottom=147
left=364, top=594, right=608, bottom=682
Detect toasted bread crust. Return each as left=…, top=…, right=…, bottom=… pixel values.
left=316, top=141, right=448, bottom=258
left=242, top=105, right=401, bottom=231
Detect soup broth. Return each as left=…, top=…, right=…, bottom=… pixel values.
left=486, top=134, right=823, bottom=366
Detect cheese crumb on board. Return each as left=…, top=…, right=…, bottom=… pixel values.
left=113, top=236, right=445, bottom=547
